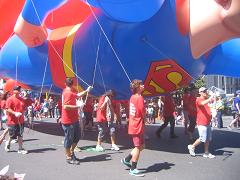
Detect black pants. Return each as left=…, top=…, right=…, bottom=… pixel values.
left=84, top=112, right=93, bottom=126
left=188, top=116, right=196, bottom=133
left=156, top=115, right=175, bottom=136
left=49, top=108, right=54, bottom=118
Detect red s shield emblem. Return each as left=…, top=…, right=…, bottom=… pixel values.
left=143, top=59, right=192, bottom=96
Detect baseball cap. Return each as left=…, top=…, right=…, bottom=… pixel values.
left=199, top=87, right=207, bottom=93
left=13, top=85, right=21, bottom=91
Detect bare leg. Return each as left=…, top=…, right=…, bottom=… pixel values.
left=192, top=138, right=202, bottom=148
left=204, top=141, right=210, bottom=154
left=131, top=145, right=144, bottom=162
left=0, top=128, right=9, bottom=145
left=110, top=134, right=116, bottom=145
left=18, top=136, right=23, bottom=149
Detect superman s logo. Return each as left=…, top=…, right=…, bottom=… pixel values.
left=143, top=60, right=192, bottom=96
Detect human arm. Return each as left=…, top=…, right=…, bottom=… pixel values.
left=77, top=86, right=92, bottom=97
left=6, top=108, right=22, bottom=117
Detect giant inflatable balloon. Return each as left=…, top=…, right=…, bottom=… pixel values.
left=0, top=0, right=240, bottom=99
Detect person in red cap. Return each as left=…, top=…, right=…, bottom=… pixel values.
left=5, top=86, right=28, bottom=154
left=187, top=87, right=215, bottom=159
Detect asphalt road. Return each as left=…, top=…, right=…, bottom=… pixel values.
left=0, top=116, right=240, bottom=180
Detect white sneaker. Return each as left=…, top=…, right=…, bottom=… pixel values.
left=187, top=145, right=196, bottom=156
left=11, top=139, right=18, bottom=144
left=203, top=153, right=215, bottom=159
left=111, top=144, right=120, bottom=151
left=227, top=126, right=232, bottom=130
left=5, top=141, right=10, bottom=152
left=95, top=145, right=104, bottom=152
left=18, top=149, right=28, bottom=155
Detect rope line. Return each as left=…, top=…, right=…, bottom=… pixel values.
left=86, top=1, right=131, bottom=83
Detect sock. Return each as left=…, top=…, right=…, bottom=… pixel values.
left=125, top=154, right=132, bottom=162
left=131, top=161, right=137, bottom=170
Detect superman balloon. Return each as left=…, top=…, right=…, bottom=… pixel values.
left=0, top=0, right=240, bottom=99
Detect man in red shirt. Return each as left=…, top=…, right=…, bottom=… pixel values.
left=187, top=87, right=215, bottom=159
left=156, top=94, right=178, bottom=139
left=121, top=79, right=145, bottom=177
left=61, top=78, right=91, bottom=165
left=5, top=86, right=28, bottom=154
left=95, top=90, right=120, bottom=151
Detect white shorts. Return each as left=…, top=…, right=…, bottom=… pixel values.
left=197, top=125, right=212, bottom=143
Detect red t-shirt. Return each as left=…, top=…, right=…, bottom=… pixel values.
left=25, top=98, right=33, bottom=107
left=61, top=88, right=78, bottom=124
left=128, top=94, right=145, bottom=135
left=196, top=97, right=211, bottom=126
left=188, top=95, right=197, bottom=117
left=96, top=96, right=107, bottom=122
left=163, top=96, right=175, bottom=117
left=6, top=95, right=26, bottom=125
left=83, top=98, right=93, bottom=112
left=57, top=99, right=62, bottom=114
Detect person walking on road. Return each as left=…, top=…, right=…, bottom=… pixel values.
left=187, top=87, right=215, bottom=159
left=61, top=77, right=92, bottom=165
left=95, top=90, right=120, bottom=152
left=121, top=79, right=145, bottom=177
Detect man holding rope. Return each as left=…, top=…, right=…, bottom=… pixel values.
left=61, top=78, right=92, bottom=165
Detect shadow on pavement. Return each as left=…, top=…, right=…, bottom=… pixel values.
left=29, top=120, right=240, bottom=155
left=28, top=148, right=56, bottom=154
left=141, top=162, right=175, bottom=174
left=23, top=138, right=39, bottom=142
left=80, top=154, right=112, bottom=163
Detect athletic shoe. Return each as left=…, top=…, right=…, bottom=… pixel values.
left=66, top=158, right=80, bottom=165
left=227, top=126, right=232, bottom=130
left=129, top=169, right=145, bottom=177
left=121, top=158, right=131, bottom=168
left=187, top=145, right=196, bottom=156
left=17, top=149, right=28, bottom=155
left=71, top=153, right=80, bottom=164
left=95, top=145, right=104, bottom=152
left=203, top=153, right=215, bottom=159
left=111, top=144, right=120, bottom=151
left=11, top=139, right=18, bottom=144
left=5, top=141, right=10, bottom=152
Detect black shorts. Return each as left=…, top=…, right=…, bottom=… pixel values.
left=8, top=124, right=24, bottom=139
left=232, top=111, right=240, bottom=119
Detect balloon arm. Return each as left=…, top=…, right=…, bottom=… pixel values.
left=14, top=0, right=67, bottom=47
